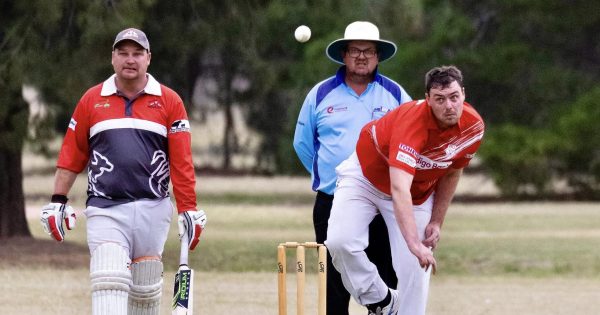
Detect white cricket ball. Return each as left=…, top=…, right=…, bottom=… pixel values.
left=294, top=25, right=311, bottom=43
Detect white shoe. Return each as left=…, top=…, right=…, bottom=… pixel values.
left=368, top=289, right=400, bottom=315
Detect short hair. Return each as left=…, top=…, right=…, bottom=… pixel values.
left=425, top=65, right=463, bottom=93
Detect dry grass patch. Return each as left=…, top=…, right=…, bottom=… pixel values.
left=2, top=269, right=598, bottom=315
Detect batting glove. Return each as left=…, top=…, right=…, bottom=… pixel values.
left=40, top=201, right=76, bottom=242
left=178, top=209, right=207, bottom=250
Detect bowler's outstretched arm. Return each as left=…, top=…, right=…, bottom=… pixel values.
left=423, top=168, right=463, bottom=249
left=389, top=166, right=436, bottom=271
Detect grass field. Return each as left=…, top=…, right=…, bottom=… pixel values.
left=4, top=174, right=600, bottom=314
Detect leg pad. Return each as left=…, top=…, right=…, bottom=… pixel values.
left=90, top=243, right=131, bottom=315
left=128, top=259, right=163, bottom=315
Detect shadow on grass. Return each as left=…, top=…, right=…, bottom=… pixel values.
left=0, top=236, right=89, bottom=269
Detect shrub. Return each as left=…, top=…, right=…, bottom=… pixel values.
left=555, top=87, right=600, bottom=198
left=478, top=124, right=560, bottom=196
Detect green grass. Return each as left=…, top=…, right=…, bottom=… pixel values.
left=437, top=238, right=600, bottom=276
left=200, top=192, right=315, bottom=205
left=20, top=178, right=600, bottom=315
left=436, top=202, right=600, bottom=277
left=28, top=195, right=600, bottom=278
left=19, top=153, right=600, bottom=314
left=174, top=201, right=600, bottom=278
left=165, top=203, right=317, bottom=272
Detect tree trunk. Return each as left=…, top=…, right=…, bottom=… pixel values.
left=0, top=83, right=31, bottom=238
left=0, top=145, right=30, bottom=238
left=221, top=68, right=238, bottom=170
left=222, top=96, right=234, bottom=170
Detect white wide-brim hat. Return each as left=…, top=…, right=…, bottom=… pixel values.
left=326, top=21, right=397, bottom=64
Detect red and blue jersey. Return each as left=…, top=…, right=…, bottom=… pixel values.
left=57, top=74, right=197, bottom=213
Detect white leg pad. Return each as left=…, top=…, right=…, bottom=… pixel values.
left=128, top=259, right=163, bottom=315
left=90, top=243, right=132, bottom=315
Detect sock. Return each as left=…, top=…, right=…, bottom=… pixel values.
left=367, top=289, right=391, bottom=312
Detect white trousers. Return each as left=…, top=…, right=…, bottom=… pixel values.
left=326, top=153, right=432, bottom=315
left=85, top=198, right=174, bottom=259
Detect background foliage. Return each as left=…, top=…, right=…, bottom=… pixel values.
left=2, top=0, right=600, bottom=199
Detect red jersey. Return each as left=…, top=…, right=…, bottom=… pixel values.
left=356, top=99, right=484, bottom=204
left=57, top=74, right=197, bottom=213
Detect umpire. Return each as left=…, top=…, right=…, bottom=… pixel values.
left=293, top=21, right=412, bottom=315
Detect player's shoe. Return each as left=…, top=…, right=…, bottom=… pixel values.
left=368, top=289, right=399, bottom=315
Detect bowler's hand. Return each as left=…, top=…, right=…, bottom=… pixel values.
left=409, top=242, right=437, bottom=275
left=40, top=203, right=76, bottom=242
left=423, top=222, right=441, bottom=250
left=178, top=209, right=207, bottom=250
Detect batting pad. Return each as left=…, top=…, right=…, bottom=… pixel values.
left=128, top=259, right=163, bottom=315
left=90, top=243, right=132, bottom=315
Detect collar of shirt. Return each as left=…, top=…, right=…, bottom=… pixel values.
left=336, top=65, right=381, bottom=97
left=100, top=73, right=162, bottom=97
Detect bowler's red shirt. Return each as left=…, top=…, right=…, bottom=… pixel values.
left=356, top=99, right=484, bottom=205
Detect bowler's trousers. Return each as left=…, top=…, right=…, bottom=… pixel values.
left=313, top=191, right=397, bottom=315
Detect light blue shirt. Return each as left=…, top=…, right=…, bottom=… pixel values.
left=293, top=66, right=412, bottom=194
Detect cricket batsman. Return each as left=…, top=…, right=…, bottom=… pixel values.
left=39, top=27, right=206, bottom=315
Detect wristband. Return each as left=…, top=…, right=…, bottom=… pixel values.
left=51, top=194, right=68, bottom=204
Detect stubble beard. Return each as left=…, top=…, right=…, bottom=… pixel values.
left=348, top=65, right=374, bottom=84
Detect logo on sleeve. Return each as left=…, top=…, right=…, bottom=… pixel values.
left=170, top=120, right=190, bottom=134
left=68, top=118, right=77, bottom=131
left=396, top=143, right=418, bottom=168
left=398, top=144, right=418, bottom=156
left=396, top=151, right=417, bottom=168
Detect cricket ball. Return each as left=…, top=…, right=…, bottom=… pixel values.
left=294, top=25, right=311, bottom=43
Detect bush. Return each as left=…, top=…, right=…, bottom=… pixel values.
left=555, top=87, right=600, bottom=198
left=478, top=124, right=560, bottom=196
left=480, top=87, right=600, bottom=199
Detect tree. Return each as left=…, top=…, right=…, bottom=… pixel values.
left=372, top=0, right=600, bottom=197
left=146, top=0, right=277, bottom=170
left=246, top=0, right=424, bottom=173
left=0, top=0, right=153, bottom=238
left=0, top=0, right=57, bottom=238
left=3, top=0, right=599, bottom=239
left=448, top=0, right=600, bottom=197
left=0, top=26, right=29, bottom=236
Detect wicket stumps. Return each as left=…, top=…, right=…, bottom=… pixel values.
left=277, top=242, right=327, bottom=315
